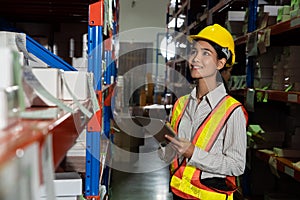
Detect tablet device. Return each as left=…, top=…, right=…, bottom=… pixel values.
left=134, top=116, right=177, bottom=145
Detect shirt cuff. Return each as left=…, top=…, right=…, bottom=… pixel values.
left=188, top=146, right=208, bottom=166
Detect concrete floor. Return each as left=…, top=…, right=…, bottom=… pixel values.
left=110, top=168, right=173, bottom=200
left=109, top=137, right=173, bottom=200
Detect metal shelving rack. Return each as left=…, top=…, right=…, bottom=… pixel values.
left=0, top=1, right=119, bottom=199
left=85, top=1, right=103, bottom=198
left=85, top=0, right=119, bottom=199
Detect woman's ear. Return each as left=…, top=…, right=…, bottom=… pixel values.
left=217, top=58, right=227, bottom=70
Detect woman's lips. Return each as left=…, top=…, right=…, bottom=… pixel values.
left=191, top=65, right=203, bottom=70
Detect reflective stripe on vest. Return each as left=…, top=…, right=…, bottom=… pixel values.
left=170, top=95, right=190, bottom=133
left=170, top=95, right=244, bottom=199
left=170, top=95, right=190, bottom=173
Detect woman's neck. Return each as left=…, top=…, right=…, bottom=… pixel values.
left=196, top=78, right=218, bottom=100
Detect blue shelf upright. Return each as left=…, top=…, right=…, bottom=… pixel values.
left=85, top=1, right=104, bottom=199
left=246, top=0, right=258, bottom=88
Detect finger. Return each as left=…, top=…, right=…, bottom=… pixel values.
left=165, top=135, right=179, bottom=145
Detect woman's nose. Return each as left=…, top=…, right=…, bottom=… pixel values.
left=192, top=54, right=201, bottom=62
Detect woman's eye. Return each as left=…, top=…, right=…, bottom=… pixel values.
left=203, top=51, right=210, bottom=56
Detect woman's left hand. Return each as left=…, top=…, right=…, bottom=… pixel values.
left=165, top=135, right=195, bottom=158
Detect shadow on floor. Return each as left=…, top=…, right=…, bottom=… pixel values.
left=110, top=137, right=173, bottom=200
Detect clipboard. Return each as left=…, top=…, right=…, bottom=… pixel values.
left=134, top=116, right=177, bottom=145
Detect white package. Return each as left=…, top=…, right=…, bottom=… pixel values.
left=32, top=68, right=62, bottom=106
left=40, top=172, right=82, bottom=199
left=62, top=71, right=89, bottom=100
left=0, top=48, right=14, bottom=88
left=227, top=11, right=246, bottom=21
left=263, top=5, right=283, bottom=16
left=0, top=31, right=26, bottom=52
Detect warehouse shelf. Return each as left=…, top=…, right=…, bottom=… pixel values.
left=85, top=0, right=119, bottom=198
left=256, top=150, right=300, bottom=182
left=270, top=16, right=300, bottom=35
left=198, top=0, right=245, bottom=23
left=0, top=100, right=89, bottom=169
left=234, top=34, right=248, bottom=46
left=231, top=89, right=300, bottom=105
left=255, top=89, right=300, bottom=104
left=234, top=16, right=300, bottom=45
left=198, top=0, right=235, bottom=22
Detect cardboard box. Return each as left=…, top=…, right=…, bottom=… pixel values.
left=0, top=48, right=14, bottom=88
left=263, top=5, right=283, bottom=16
left=227, top=11, right=246, bottom=21
left=291, top=0, right=300, bottom=10
left=290, top=8, right=300, bottom=18
left=113, top=118, right=144, bottom=148
left=62, top=71, right=89, bottom=100
left=283, top=5, right=292, bottom=15
left=0, top=31, right=26, bottom=52
left=40, top=172, right=82, bottom=199
left=112, top=146, right=139, bottom=163
left=226, top=21, right=245, bottom=37
left=31, top=68, right=62, bottom=106
left=72, top=57, right=88, bottom=69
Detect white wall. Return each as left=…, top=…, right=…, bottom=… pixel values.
left=119, top=0, right=169, bottom=43
left=119, top=0, right=169, bottom=78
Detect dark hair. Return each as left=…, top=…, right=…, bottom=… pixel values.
left=206, top=40, right=232, bottom=66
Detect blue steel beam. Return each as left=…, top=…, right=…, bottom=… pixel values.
left=26, top=35, right=77, bottom=71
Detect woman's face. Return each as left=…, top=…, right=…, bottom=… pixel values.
left=188, top=40, right=225, bottom=80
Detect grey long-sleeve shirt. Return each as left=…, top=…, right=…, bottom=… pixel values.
left=160, top=83, right=247, bottom=180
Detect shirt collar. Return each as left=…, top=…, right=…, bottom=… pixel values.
left=190, top=82, right=227, bottom=108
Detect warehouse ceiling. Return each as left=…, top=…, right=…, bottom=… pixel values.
left=0, top=0, right=99, bottom=23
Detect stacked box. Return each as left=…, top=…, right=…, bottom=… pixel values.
left=31, top=68, right=62, bottom=106
left=290, top=0, right=300, bottom=18
left=40, top=172, right=82, bottom=200
left=72, top=33, right=88, bottom=70
left=277, top=5, right=291, bottom=22
left=256, top=47, right=282, bottom=88
left=283, top=46, right=300, bottom=91
left=225, top=11, right=246, bottom=38
left=271, top=47, right=291, bottom=90
left=62, top=71, right=89, bottom=100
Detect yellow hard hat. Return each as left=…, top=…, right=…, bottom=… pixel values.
left=188, top=24, right=235, bottom=67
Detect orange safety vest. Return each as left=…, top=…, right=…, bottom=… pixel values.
left=169, top=94, right=248, bottom=200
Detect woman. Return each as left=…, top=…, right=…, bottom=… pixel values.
left=161, top=24, right=248, bottom=200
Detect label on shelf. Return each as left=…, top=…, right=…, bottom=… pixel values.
left=291, top=17, right=300, bottom=28
left=245, top=89, right=255, bottom=112
left=284, top=166, right=295, bottom=177
left=288, top=93, right=298, bottom=102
